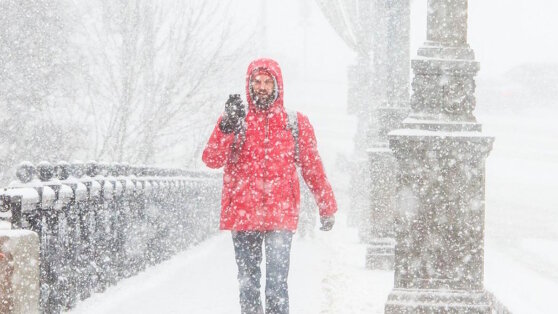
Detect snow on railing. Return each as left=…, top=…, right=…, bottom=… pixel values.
left=0, top=161, right=221, bottom=313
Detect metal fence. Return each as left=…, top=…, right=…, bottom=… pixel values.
left=0, top=161, right=221, bottom=313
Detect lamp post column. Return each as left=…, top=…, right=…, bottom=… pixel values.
left=385, top=0, right=495, bottom=312
left=365, top=0, right=410, bottom=270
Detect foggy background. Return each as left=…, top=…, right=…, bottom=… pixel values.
left=1, top=0, right=557, bottom=311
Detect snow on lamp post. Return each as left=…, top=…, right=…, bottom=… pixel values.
left=365, top=0, right=410, bottom=270
left=385, top=0, right=498, bottom=312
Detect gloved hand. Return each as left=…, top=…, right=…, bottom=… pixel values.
left=219, top=94, right=246, bottom=134
left=320, top=215, right=335, bottom=231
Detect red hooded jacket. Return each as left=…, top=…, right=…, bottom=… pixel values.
left=202, top=58, right=337, bottom=231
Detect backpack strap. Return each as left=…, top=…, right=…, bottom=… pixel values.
left=286, top=110, right=300, bottom=164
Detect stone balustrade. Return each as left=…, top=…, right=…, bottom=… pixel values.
left=0, top=161, right=221, bottom=313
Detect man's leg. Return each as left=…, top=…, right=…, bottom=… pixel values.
left=264, top=230, right=294, bottom=314
left=232, top=231, right=264, bottom=314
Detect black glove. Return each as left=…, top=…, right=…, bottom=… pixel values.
left=219, top=94, right=246, bottom=134
left=320, top=215, right=335, bottom=231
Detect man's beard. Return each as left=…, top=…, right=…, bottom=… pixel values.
left=253, top=91, right=275, bottom=110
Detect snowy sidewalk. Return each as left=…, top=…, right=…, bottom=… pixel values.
left=69, top=214, right=393, bottom=314
left=68, top=216, right=558, bottom=313
left=485, top=243, right=558, bottom=314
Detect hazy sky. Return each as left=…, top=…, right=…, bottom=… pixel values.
left=425, top=0, right=558, bottom=78
left=232, top=0, right=558, bottom=79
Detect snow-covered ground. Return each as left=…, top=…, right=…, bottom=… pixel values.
left=69, top=212, right=393, bottom=314
left=482, top=109, right=558, bottom=313
left=68, top=216, right=558, bottom=314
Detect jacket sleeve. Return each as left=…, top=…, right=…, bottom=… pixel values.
left=297, top=113, right=338, bottom=217
left=202, top=116, right=235, bottom=169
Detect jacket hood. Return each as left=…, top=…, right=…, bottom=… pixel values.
left=245, top=58, right=284, bottom=114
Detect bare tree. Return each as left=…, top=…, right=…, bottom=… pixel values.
left=70, top=0, right=250, bottom=164
left=0, top=0, right=83, bottom=182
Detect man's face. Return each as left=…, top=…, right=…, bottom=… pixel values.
left=251, top=72, right=275, bottom=110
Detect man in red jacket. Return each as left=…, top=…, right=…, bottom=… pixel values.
left=202, top=58, right=337, bottom=314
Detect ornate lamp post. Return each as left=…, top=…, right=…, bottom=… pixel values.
left=315, top=2, right=411, bottom=270
left=385, top=0, right=496, bottom=312
left=315, top=0, right=375, bottom=229
left=365, top=0, right=410, bottom=270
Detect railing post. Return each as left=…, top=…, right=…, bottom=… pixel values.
left=105, top=162, right=119, bottom=284
left=209, top=172, right=222, bottom=235
left=107, top=163, right=125, bottom=281
left=71, top=161, right=96, bottom=299
left=112, top=163, right=126, bottom=278
left=148, top=167, right=168, bottom=263
left=197, top=178, right=211, bottom=242
left=38, top=161, right=74, bottom=311
left=87, top=161, right=111, bottom=291
left=132, top=164, right=149, bottom=273
left=18, top=163, right=57, bottom=313
left=62, top=162, right=86, bottom=302
left=144, top=167, right=156, bottom=263
left=118, top=163, right=139, bottom=277
left=168, top=172, right=180, bottom=252
left=157, top=173, right=171, bottom=255
left=56, top=160, right=85, bottom=308
left=177, top=174, right=189, bottom=250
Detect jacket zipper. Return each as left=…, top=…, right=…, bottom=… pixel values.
left=262, top=114, right=269, bottom=205
left=290, top=170, right=297, bottom=211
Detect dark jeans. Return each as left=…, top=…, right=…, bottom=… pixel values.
left=232, top=230, right=294, bottom=314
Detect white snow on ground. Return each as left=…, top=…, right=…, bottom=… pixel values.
left=482, top=109, right=558, bottom=314
left=70, top=212, right=393, bottom=314
left=485, top=246, right=558, bottom=314
left=70, top=232, right=240, bottom=313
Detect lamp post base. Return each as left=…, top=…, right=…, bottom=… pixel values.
left=385, top=289, right=492, bottom=314
left=366, top=237, right=395, bottom=270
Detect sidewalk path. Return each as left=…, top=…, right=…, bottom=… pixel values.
left=68, top=217, right=558, bottom=314
left=70, top=214, right=393, bottom=314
